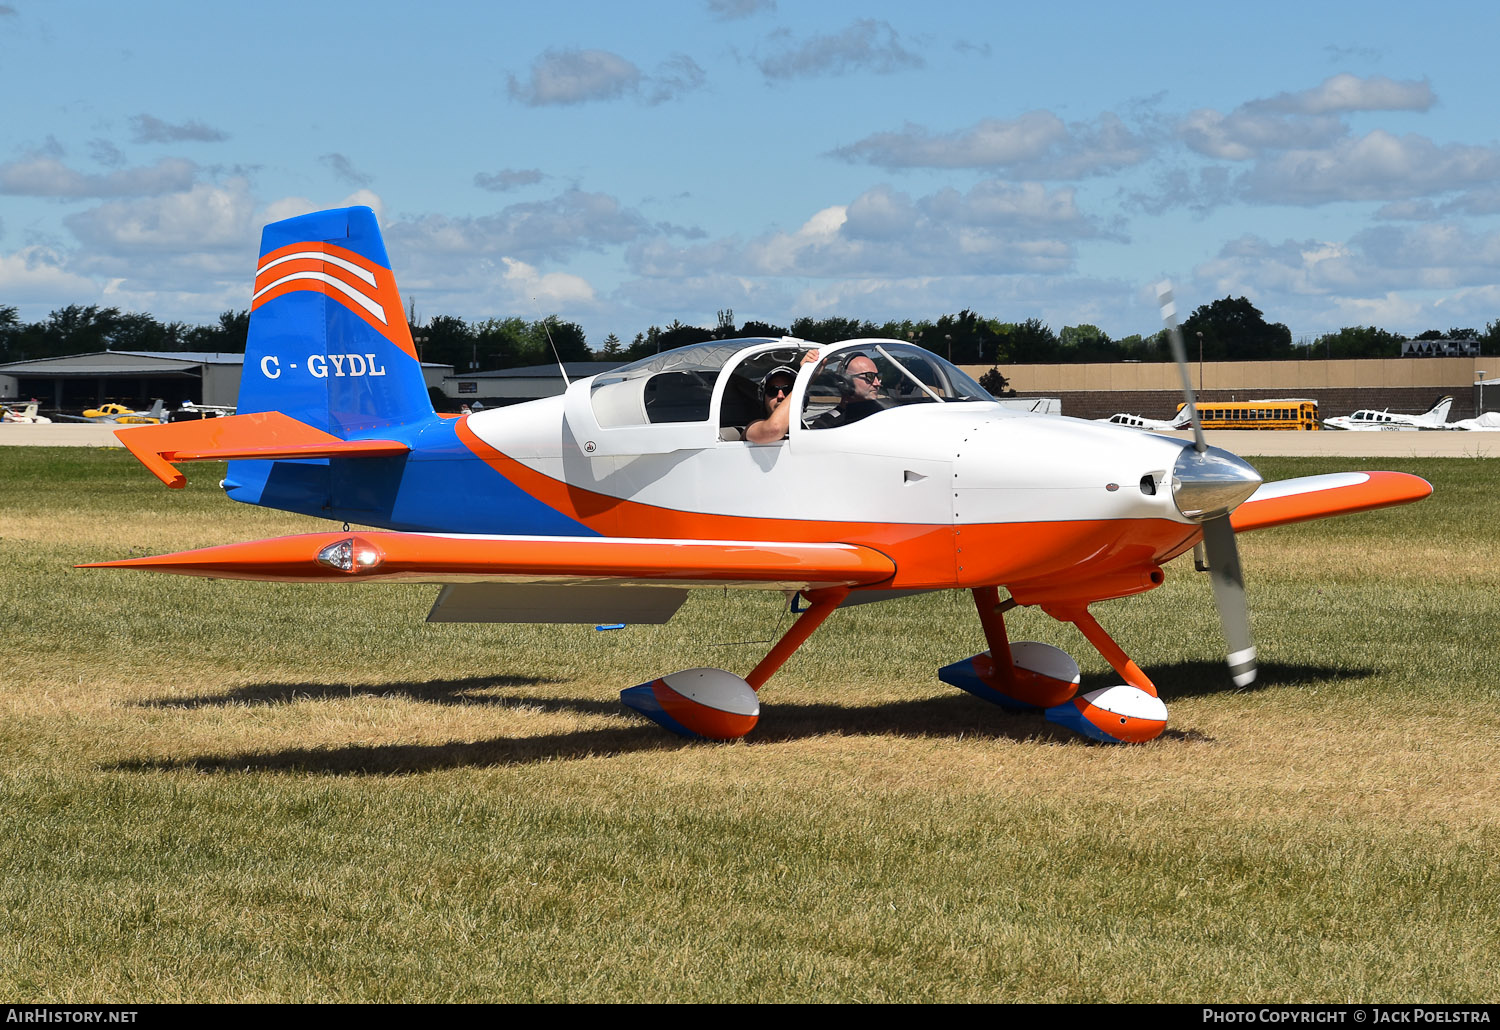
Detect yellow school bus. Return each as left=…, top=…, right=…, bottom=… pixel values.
left=1178, top=398, right=1320, bottom=430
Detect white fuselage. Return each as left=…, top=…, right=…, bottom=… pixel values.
left=447, top=339, right=1247, bottom=591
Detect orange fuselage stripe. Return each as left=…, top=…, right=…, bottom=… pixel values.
left=453, top=420, right=1201, bottom=590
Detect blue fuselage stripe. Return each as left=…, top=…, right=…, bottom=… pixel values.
left=223, top=416, right=597, bottom=536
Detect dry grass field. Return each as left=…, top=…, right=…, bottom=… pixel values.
left=0, top=446, right=1495, bottom=1002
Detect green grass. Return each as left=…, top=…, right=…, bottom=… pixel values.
left=0, top=447, right=1496, bottom=1002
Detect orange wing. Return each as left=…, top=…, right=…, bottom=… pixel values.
left=1230, top=471, right=1432, bottom=533
left=80, top=531, right=898, bottom=592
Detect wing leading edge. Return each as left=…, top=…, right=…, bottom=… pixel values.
left=79, top=531, right=898, bottom=592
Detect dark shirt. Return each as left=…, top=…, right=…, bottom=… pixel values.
left=808, top=399, right=886, bottom=430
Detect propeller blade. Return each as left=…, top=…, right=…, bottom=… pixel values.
left=1156, top=280, right=1207, bottom=454
left=1201, top=514, right=1257, bottom=687
left=1158, top=279, right=1256, bottom=686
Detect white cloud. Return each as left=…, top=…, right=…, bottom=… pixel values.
left=0, top=245, right=97, bottom=306
left=509, top=49, right=641, bottom=106
left=1183, top=234, right=1500, bottom=336
left=129, top=114, right=230, bottom=144
left=506, top=48, right=707, bottom=107
left=705, top=0, right=774, bottom=19
left=1256, top=74, right=1434, bottom=116
left=320, top=153, right=372, bottom=188
left=474, top=168, right=545, bottom=193
left=832, top=111, right=1150, bottom=178
left=339, top=189, right=384, bottom=219
left=1156, top=71, right=1500, bottom=211
left=756, top=19, right=922, bottom=80
left=0, top=156, right=198, bottom=198
left=630, top=180, right=1107, bottom=281
left=389, top=189, right=651, bottom=263
left=64, top=179, right=257, bottom=252
left=1352, top=223, right=1500, bottom=279
left=612, top=273, right=790, bottom=325
left=645, top=54, right=707, bottom=105
left=87, top=139, right=126, bottom=168
left=918, top=181, right=1111, bottom=238
left=1177, top=108, right=1345, bottom=161
left=782, top=273, right=1142, bottom=330
left=1240, top=130, right=1500, bottom=205
left=1179, top=74, right=1436, bottom=162
left=500, top=257, right=596, bottom=306
left=1194, top=224, right=1500, bottom=311
left=259, top=196, right=319, bottom=225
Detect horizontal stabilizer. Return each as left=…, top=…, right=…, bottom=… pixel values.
left=81, top=531, right=898, bottom=591
left=114, top=412, right=409, bottom=488
left=1230, top=471, right=1431, bottom=533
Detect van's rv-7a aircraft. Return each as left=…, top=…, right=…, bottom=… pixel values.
left=85, top=207, right=1432, bottom=744
left=1323, top=395, right=1454, bottom=431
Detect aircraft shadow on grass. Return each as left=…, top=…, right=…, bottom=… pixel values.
left=134, top=674, right=574, bottom=710
left=113, top=659, right=1373, bottom=776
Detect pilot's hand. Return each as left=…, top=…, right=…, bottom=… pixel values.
left=800, top=349, right=819, bottom=366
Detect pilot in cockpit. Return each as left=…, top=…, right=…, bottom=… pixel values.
left=804, top=352, right=887, bottom=430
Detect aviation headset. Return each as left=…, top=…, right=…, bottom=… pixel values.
left=760, top=365, right=798, bottom=400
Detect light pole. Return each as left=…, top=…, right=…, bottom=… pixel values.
left=1197, top=331, right=1204, bottom=393
left=1477, top=371, right=1487, bottom=416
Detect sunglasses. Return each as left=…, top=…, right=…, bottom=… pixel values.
left=766, top=380, right=794, bottom=396
left=850, top=371, right=881, bottom=385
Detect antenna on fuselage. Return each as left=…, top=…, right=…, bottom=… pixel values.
left=531, top=296, right=570, bottom=388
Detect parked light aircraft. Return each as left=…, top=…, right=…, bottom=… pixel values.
left=1, top=401, right=51, bottom=424
left=1094, top=409, right=1191, bottom=431
left=84, top=207, right=1432, bottom=744
left=57, top=400, right=168, bottom=425
left=172, top=401, right=237, bottom=421
left=1323, top=395, right=1453, bottom=431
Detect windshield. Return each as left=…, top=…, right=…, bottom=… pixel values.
left=802, top=341, right=992, bottom=430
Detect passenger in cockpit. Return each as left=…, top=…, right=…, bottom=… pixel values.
left=745, top=350, right=818, bottom=443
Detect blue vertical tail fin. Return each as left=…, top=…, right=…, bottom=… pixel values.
left=239, top=206, right=433, bottom=437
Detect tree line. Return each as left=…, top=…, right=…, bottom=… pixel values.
left=3, top=298, right=1497, bottom=370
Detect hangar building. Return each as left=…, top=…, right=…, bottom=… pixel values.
left=0, top=351, right=453, bottom=412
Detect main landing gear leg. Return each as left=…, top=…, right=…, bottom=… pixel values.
left=939, top=594, right=1170, bottom=744
left=1039, top=604, right=1169, bottom=743
left=938, top=587, right=1083, bottom=710
left=620, top=587, right=850, bottom=741
left=745, top=587, right=848, bottom=690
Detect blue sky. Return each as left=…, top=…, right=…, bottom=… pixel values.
left=2, top=0, right=1498, bottom=345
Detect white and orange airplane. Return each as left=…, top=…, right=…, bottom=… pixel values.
left=85, top=207, right=1432, bottom=744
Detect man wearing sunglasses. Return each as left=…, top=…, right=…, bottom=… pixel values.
left=807, top=353, right=885, bottom=430
left=745, top=350, right=819, bottom=443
